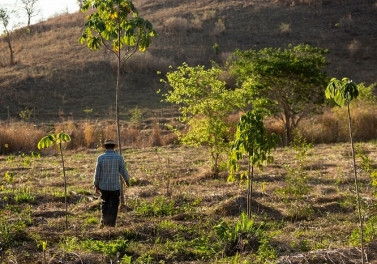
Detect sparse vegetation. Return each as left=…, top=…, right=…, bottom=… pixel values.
left=1, top=0, right=377, bottom=263
left=1, top=142, right=377, bottom=263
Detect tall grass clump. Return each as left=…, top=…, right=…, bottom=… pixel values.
left=214, top=213, right=277, bottom=261
left=54, top=121, right=85, bottom=149
left=297, top=111, right=341, bottom=144
left=124, top=125, right=140, bottom=147
left=299, top=82, right=377, bottom=143
left=297, top=107, right=377, bottom=144
left=333, top=106, right=377, bottom=141
left=149, top=120, right=163, bottom=147
left=0, top=122, right=45, bottom=154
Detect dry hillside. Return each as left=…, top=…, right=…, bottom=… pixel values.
left=0, top=0, right=376, bottom=121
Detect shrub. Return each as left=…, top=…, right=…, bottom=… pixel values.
left=161, top=132, right=179, bottom=145
left=62, top=236, right=129, bottom=258
left=214, top=213, right=277, bottom=260
left=190, top=16, right=203, bottom=31
left=14, top=186, right=35, bottom=203
left=212, top=19, right=226, bottom=36
left=149, top=121, right=163, bottom=147
left=163, top=17, right=188, bottom=32
left=265, top=118, right=284, bottom=144
left=83, top=122, right=98, bottom=148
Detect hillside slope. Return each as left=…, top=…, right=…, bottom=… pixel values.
left=0, top=0, right=376, bottom=121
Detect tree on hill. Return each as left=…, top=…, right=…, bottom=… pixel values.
left=230, top=44, right=328, bottom=146
left=79, top=0, right=156, bottom=203
left=21, top=0, right=39, bottom=26
left=0, top=8, right=15, bottom=65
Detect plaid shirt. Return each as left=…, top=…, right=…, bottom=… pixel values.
left=94, top=150, right=130, bottom=191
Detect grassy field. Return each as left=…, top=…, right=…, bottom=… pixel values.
left=1, top=140, right=377, bottom=263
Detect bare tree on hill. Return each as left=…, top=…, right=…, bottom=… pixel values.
left=21, top=0, right=39, bottom=26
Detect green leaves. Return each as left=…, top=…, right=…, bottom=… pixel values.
left=325, top=77, right=359, bottom=106
left=162, top=63, right=250, bottom=175
left=79, top=0, right=156, bottom=54
left=230, top=44, right=328, bottom=145
left=0, top=8, right=10, bottom=29
left=229, top=110, right=278, bottom=181
left=37, top=132, right=71, bottom=150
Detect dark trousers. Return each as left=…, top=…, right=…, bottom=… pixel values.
left=100, top=190, right=120, bottom=227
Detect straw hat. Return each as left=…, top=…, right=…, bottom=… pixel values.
left=103, top=139, right=117, bottom=147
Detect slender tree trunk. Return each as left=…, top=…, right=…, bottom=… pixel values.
left=282, top=108, right=292, bottom=147
left=212, top=151, right=219, bottom=178
left=247, top=157, right=253, bottom=219
left=5, top=31, right=14, bottom=65
left=116, top=29, right=125, bottom=205
left=59, top=143, right=68, bottom=230
left=347, top=104, right=365, bottom=264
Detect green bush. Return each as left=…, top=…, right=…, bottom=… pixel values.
left=214, top=213, right=277, bottom=261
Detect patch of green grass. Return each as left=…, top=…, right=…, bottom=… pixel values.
left=61, top=236, right=129, bottom=258
left=14, top=186, right=35, bottom=203
left=0, top=209, right=31, bottom=250
left=214, top=213, right=278, bottom=262
left=133, top=196, right=176, bottom=217
left=85, top=216, right=99, bottom=225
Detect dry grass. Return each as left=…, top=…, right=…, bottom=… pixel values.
left=0, top=118, right=179, bottom=154
left=0, top=122, right=45, bottom=154
left=119, top=51, right=172, bottom=74
left=163, top=17, right=189, bottom=33
left=2, top=103, right=377, bottom=153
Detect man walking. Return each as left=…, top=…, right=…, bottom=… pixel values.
left=94, top=139, right=130, bottom=227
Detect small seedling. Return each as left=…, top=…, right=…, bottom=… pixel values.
left=325, top=77, right=365, bottom=264
left=229, top=110, right=278, bottom=218
left=37, top=132, right=71, bottom=229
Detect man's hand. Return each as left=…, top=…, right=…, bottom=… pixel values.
left=94, top=186, right=100, bottom=194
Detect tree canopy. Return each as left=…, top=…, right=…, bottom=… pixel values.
left=79, top=0, right=156, bottom=55
left=230, top=44, right=328, bottom=145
